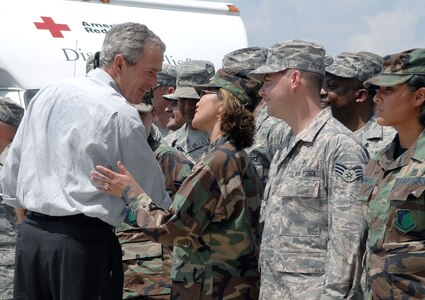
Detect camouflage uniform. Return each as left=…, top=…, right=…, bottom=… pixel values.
left=358, top=48, right=425, bottom=299
left=250, top=41, right=368, bottom=299
left=0, top=146, right=18, bottom=300
left=163, top=125, right=209, bottom=164
left=358, top=131, right=425, bottom=300
left=259, top=108, right=368, bottom=299
left=118, top=125, right=193, bottom=300
left=126, top=134, right=262, bottom=300
left=0, top=98, right=24, bottom=300
left=246, top=105, right=290, bottom=190
left=354, top=116, right=396, bottom=159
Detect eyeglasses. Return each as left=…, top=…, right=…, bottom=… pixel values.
left=199, top=90, right=218, bottom=97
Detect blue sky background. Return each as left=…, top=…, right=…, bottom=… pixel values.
left=209, top=0, right=425, bottom=57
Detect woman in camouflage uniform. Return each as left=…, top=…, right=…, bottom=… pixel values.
left=359, top=48, right=425, bottom=299
left=91, top=68, right=263, bottom=299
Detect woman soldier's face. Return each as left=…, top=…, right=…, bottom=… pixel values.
left=373, top=84, right=420, bottom=128
left=192, top=89, right=221, bottom=132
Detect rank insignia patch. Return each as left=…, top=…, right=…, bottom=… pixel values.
left=335, top=164, right=363, bottom=182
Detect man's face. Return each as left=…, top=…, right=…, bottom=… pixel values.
left=166, top=99, right=185, bottom=131
left=321, top=73, right=362, bottom=117
left=258, top=71, right=290, bottom=120
left=117, top=45, right=164, bottom=104
left=178, top=98, right=198, bottom=126
left=153, top=86, right=174, bottom=128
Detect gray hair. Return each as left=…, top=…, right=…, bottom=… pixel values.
left=99, top=23, right=166, bottom=67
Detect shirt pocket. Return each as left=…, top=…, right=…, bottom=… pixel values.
left=357, top=176, right=377, bottom=202
left=277, top=179, right=321, bottom=237
left=387, top=178, right=425, bottom=238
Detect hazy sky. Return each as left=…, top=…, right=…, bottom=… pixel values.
left=211, top=0, right=425, bottom=57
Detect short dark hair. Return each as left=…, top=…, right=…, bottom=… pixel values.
left=406, top=75, right=425, bottom=126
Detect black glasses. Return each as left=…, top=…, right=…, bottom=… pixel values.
left=199, top=90, right=218, bottom=97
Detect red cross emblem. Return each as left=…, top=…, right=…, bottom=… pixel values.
left=34, top=16, right=70, bottom=38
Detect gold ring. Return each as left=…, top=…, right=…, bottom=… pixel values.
left=104, top=183, right=110, bottom=190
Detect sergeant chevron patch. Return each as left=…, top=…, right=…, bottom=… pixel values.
left=335, top=163, right=363, bottom=182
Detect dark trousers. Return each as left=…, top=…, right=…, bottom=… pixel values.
left=13, top=213, right=123, bottom=300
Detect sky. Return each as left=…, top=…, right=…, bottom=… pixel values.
left=208, top=0, right=425, bottom=57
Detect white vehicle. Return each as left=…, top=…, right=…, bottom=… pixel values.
left=0, top=0, right=248, bottom=107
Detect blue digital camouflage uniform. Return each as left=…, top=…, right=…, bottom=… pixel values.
left=126, top=135, right=262, bottom=300
left=118, top=127, right=193, bottom=300
left=246, top=105, right=290, bottom=192
left=260, top=108, right=368, bottom=299
left=358, top=130, right=425, bottom=299
left=354, top=116, right=396, bottom=159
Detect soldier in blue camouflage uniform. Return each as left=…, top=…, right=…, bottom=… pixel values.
left=222, top=47, right=291, bottom=191
left=321, top=51, right=396, bottom=157
left=358, top=48, right=425, bottom=300
left=164, top=61, right=215, bottom=164
left=251, top=40, right=369, bottom=299
left=0, top=97, right=24, bottom=300
left=118, top=102, right=193, bottom=299
left=91, top=68, right=263, bottom=299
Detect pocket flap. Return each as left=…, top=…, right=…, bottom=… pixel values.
left=121, top=241, right=162, bottom=261
left=388, top=177, right=425, bottom=201
left=357, top=176, right=377, bottom=202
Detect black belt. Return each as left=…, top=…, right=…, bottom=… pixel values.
left=26, top=210, right=95, bottom=222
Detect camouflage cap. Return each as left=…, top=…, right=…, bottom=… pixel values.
left=0, top=97, right=24, bottom=127
left=251, top=39, right=326, bottom=76
left=326, top=52, right=382, bottom=83
left=222, top=47, right=268, bottom=71
left=364, top=48, right=425, bottom=88
left=134, top=103, right=153, bottom=113
left=163, top=60, right=215, bottom=100
left=157, top=64, right=177, bottom=87
left=195, top=68, right=262, bottom=105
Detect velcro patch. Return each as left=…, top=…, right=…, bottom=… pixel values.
left=394, top=209, right=417, bottom=233
left=335, top=163, right=363, bottom=182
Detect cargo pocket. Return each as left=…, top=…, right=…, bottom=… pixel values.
left=277, top=180, right=321, bottom=237
left=121, top=241, right=164, bottom=275
left=171, top=263, right=205, bottom=299
left=388, top=180, right=425, bottom=236
left=386, top=251, right=425, bottom=299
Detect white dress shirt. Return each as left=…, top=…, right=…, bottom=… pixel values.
left=0, top=69, right=170, bottom=226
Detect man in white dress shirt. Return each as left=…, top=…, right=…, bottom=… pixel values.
left=0, top=22, right=170, bottom=300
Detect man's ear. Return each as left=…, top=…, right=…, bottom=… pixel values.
left=113, top=54, right=125, bottom=74
left=166, top=86, right=175, bottom=95
left=356, top=89, right=368, bottom=103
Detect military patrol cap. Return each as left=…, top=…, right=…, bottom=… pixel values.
left=251, top=39, right=326, bottom=76
left=364, top=48, right=425, bottom=88
left=0, top=97, right=24, bottom=127
left=326, top=52, right=383, bottom=83
left=134, top=103, right=153, bottom=113
left=195, top=68, right=262, bottom=105
left=222, top=47, right=268, bottom=71
left=163, top=60, right=215, bottom=100
left=157, top=64, right=177, bottom=87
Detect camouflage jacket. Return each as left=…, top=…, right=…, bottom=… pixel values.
left=117, top=131, right=193, bottom=299
left=354, top=116, right=396, bottom=159
left=358, top=130, right=425, bottom=300
left=246, top=105, right=291, bottom=192
left=163, top=124, right=209, bottom=164
left=127, top=135, right=262, bottom=299
left=260, top=108, right=368, bottom=300
left=0, top=145, right=17, bottom=299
